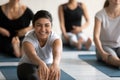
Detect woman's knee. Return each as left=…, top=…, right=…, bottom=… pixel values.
left=17, top=63, right=38, bottom=80
left=102, top=46, right=117, bottom=56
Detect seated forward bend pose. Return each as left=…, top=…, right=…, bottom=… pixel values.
left=0, top=0, right=34, bottom=57
left=17, top=10, right=62, bottom=80
left=58, top=0, right=92, bottom=50
left=94, top=0, right=120, bottom=67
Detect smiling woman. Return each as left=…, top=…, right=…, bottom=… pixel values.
left=17, top=10, right=62, bottom=80
left=32, top=11, right=52, bottom=44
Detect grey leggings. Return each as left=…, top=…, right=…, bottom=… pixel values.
left=96, top=46, right=120, bottom=61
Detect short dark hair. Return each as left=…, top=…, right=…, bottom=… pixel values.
left=32, top=10, right=53, bottom=26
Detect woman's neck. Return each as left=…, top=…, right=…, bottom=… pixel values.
left=68, top=0, right=77, bottom=5
left=108, top=5, right=120, bottom=13
left=106, top=5, right=120, bottom=18
left=107, top=3, right=120, bottom=13
left=68, top=0, right=78, bottom=10
left=5, top=1, right=22, bottom=20
left=39, top=38, right=47, bottom=47
left=7, top=1, right=20, bottom=9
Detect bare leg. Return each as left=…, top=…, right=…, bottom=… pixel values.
left=68, top=34, right=82, bottom=49
left=84, top=38, right=92, bottom=50
left=77, top=38, right=83, bottom=50
left=12, top=36, right=21, bottom=57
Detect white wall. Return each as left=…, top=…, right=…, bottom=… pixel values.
left=0, top=0, right=105, bottom=40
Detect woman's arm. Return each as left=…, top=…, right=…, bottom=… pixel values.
left=22, top=41, right=45, bottom=66
left=93, top=17, right=108, bottom=61
left=79, top=3, right=90, bottom=31
left=58, top=5, right=69, bottom=41
left=17, top=26, right=33, bottom=37
left=52, top=39, right=62, bottom=66
left=22, top=41, right=49, bottom=80
left=0, top=27, right=10, bottom=37
left=48, top=39, right=62, bottom=80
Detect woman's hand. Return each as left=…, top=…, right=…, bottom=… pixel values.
left=48, top=63, right=60, bottom=80
left=63, top=33, right=69, bottom=42
left=101, top=51, right=113, bottom=63
left=101, top=52, right=109, bottom=62
left=38, top=61, right=49, bottom=80
left=16, top=26, right=33, bottom=37
left=71, top=26, right=82, bottom=34
left=16, top=29, right=27, bottom=37
left=0, top=28, right=10, bottom=37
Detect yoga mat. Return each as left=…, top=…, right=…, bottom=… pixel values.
left=78, top=54, right=120, bottom=77
left=63, top=45, right=95, bottom=51
left=0, top=53, right=20, bottom=62
left=0, top=66, right=75, bottom=80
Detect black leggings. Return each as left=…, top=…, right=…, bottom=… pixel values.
left=17, top=63, right=39, bottom=80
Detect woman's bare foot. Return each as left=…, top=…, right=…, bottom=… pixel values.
left=106, top=54, right=120, bottom=67
left=85, top=38, right=92, bottom=50
left=12, top=36, right=21, bottom=57
left=77, top=44, right=82, bottom=50
left=77, top=38, right=83, bottom=50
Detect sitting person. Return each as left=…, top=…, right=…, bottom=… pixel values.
left=94, top=0, right=120, bottom=67
left=58, top=0, right=92, bottom=50
left=17, top=10, right=62, bottom=80
left=0, top=0, right=34, bottom=57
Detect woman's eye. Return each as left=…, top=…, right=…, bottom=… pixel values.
left=44, top=24, right=50, bottom=27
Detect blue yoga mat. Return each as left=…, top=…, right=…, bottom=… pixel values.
left=78, top=54, right=120, bottom=77
left=63, top=45, right=95, bottom=51
left=0, top=53, right=20, bottom=62
left=0, top=66, right=75, bottom=80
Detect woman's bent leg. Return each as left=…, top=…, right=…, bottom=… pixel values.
left=96, top=46, right=120, bottom=67
left=17, top=63, right=39, bottom=80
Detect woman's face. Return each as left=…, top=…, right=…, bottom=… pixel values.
left=34, top=18, right=52, bottom=40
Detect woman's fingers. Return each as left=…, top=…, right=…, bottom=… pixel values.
left=55, top=70, right=60, bottom=80
left=48, top=70, right=60, bottom=80
left=38, top=66, right=49, bottom=80
left=46, top=68, right=49, bottom=80
left=58, top=70, right=61, bottom=80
